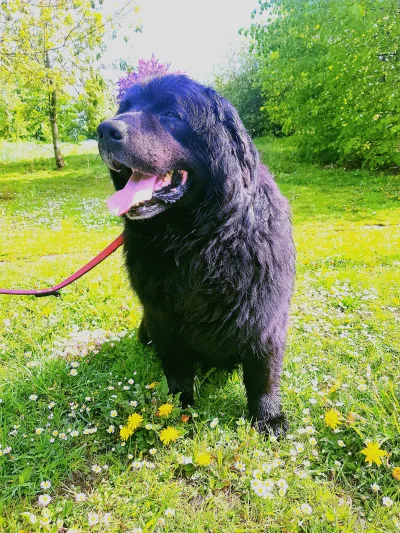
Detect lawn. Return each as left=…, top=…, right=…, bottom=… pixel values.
left=0, top=137, right=399, bottom=532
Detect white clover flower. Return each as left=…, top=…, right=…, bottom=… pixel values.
left=88, top=512, right=99, bottom=526
left=164, top=508, right=175, bottom=517
left=29, top=394, right=38, bottom=401
left=38, top=494, right=52, bottom=507
left=40, top=480, right=52, bottom=490
left=75, top=492, right=87, bottom=502
left=382, top=497, right=393, bottom=507
left=371, top=483, right=380, bottom=492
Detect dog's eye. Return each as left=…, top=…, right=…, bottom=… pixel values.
left=162, top=111, right=181, bottom=119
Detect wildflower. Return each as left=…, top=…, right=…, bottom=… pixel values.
left=253, top=450, right=264, bottom=458
left=157, top=517, right=166, bottom=527
left=91, top=464, right=102, bottom=473
left=305, top=426, right=315, bottom=434
left=149, top=448, right=157, bottom=455
left=253, top=469, right=263, bottom=480
left=40, top=480, right=52, bottom=490
left=325, top=409, right=341, bottom=429
left=236, top=417, right=246, bottom=426
left=382, top=497, right=393, bottom=507
left=132, top=461, right=143, bottom=469
left=35, top=428, right=44, bottom=435
left=88, top=512, right=99, bottom=526
left=358, top=383, right=367, bottom=392
left=120, top=426, right=133, bottom=441
left=392, top=467, right=400, bottom=481
left=71, top=430, right=79, bottom=437
left=131, top=528, right=142, bottom=533
left=103, top=513, right=112, bottom=525
left=338, top=440, right=346, bottom=448
left=40, top=516, right=51, bottom=526
left=234, top=460, right=246, bottom=472
left=29, top=394, right=38, bottom=401
left=210, top=418, right=219, bottom=428
left=57, top=519, right=64, bottom=528
left=130, top=400, right=138, bottom=407
left=146, top=424, right=153, bottom=430
left=371, top=483, right=380, bottom=492
left=164, top=508, right=175, bottom=517
left=360, top=442, right=387, bottom=466
left=106, top=425, right=115, bottom=433
left=21, top=512, right=37, bottom=524
left=160, top=426, right=179, bottom=445
left=295, top=443, right=304, bottom=453
left=299, top=503, right=313, bottom=515
left=127, top=413, right=144, bottom=431
left=38, top=494, right=52, bottom=507
left=75, top=492, right=87, bottom=502
left=146, top=382, right=157, bottom=389
left=110, top=410, right=118, bottom=418
left=177, top=455, right=192, bottom=465
left=309, top=437, right=317, bottom=446
left=264, top=479, right=274, bottom=491
left=195, top=452, right=212, bottom=466
left=253, top=483, right=268, bottom=498
left=70, top=369, right=78, bottom=376
left=157, top=403, right=173, bottom=417
left=181, top=414, right=190, bottom=423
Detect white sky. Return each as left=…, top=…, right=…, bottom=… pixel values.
left=102, top=0, right=259, bottom=83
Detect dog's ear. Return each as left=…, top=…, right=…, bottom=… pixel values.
left=206, top=88, right=258, bottom=187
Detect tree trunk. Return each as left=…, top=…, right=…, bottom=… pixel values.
left=45, top=50, right=64, bottom=169
left=49, top=87, right=65, bottom=169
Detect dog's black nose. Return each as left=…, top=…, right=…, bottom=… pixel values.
left=97, top=120, right=128, bottom=143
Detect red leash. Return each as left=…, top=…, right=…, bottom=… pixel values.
left=0, top=233, right=124, bottom=298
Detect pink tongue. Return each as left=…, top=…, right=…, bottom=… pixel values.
left=107, top=174, right=158, bottom=216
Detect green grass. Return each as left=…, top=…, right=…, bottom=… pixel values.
left=0, top=137, right=399, bottom=532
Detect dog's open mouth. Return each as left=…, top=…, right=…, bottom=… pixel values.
left=107, top=168, right=189, bottom=217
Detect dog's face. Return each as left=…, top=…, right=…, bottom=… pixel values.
left=98, top=75, right=256, bottom=221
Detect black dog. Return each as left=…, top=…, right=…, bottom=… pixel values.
left=97, top=74, right=295, bottom=436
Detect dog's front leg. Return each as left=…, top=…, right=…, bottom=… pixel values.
left=242, top=346, right=288, bottom=438
left=158, top=351, right=195, bottom=408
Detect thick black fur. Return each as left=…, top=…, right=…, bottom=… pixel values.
left=97, top=74, right=295, bottom=436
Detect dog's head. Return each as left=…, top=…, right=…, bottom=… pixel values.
left=98, top=74, right=257, bottom=221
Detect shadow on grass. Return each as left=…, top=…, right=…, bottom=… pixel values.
left=0, top=327, right=247, bottom=504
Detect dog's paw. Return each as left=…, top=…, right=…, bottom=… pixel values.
left=137, top=320, right=151, bottom=345
left=179, top=391, right=194, bottom=409
left=253, top=413, right=289, bottom=439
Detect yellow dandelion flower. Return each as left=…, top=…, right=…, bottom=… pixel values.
left=159, top=426, right=179, bottom=445
left=392, top=467, right=400, bottom=481
left=157, top=403, right=173, bottom=417
left=146, top=382, right=157, bottom=389
left=195, top=452, right=212, bottom=466
left=120, top=426, right=133, bottom=441
left=360, top=442, right=387, bottom=466
left=325, top=409, right=341, bottom=429
left=127, top=413, right=143, bottom=431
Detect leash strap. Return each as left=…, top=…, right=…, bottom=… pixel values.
left=0, top=233, right=124, bottom=297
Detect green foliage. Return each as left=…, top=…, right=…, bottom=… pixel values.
left=0, top=0, right=137, bottom=154
left=249, top=0, right=400, bottom=168
left=214, top=48, right=271, bottom=137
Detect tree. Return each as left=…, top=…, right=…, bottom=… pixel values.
left=248, top=0, right=400, bottom=168
left=213, top=47, right=272, bottom=138
left=0, top=0, right=139, bottom=167
left=117, top=55, right=172, bottom=100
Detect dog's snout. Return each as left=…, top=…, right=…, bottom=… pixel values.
left=97, top=120, right=128, bottom=143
